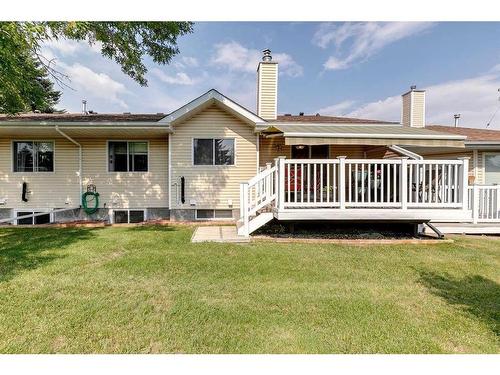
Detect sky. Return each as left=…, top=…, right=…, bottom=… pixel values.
left=42, top=22, right=500, bottom=128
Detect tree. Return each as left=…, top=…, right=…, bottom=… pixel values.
left=0, top=21, right=193, bottom=114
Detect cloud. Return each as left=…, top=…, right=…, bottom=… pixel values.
left=342, top=68, right=500, bottom=128
left=318, top=100, right=357, bottom=116
left=61, top=63, right=129, bottom=108
left=151, top=68, right=199, bottom=85
left=313, top=22, right=434, bottom=70
left=211, top=41, right=303, bottom=77
left=42, top=38, right=102, bottom=56
left=173, top=56, right=199, bottom=69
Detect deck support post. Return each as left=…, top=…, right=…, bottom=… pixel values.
left=240, top=182, right=249, bottom=236
left=400, top=157, right=408, bottom=210
left=277, top=156, right=286, bottom=211
left=337, top=156, right=346, bottom=210
left=472, top=184, right=479, bottom=224
left=458, top=157, right=470, bottom=213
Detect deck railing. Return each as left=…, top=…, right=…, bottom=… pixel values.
left=469, top=185, right=500, bottom=222
left=277, top=156, right=469, bottom=212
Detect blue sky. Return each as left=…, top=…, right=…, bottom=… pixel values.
left=42, top=22, right=500, bottom=128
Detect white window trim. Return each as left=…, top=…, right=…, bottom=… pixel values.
left=11, top=140, right=56, bottom=174
left=110, top=208, right=148, bottom=224
left=195, top=209, right=234, bottom=221
left=482, top=151, right=500, bottom=185
left=107, top=140, right=150, bottom=173
left=191, top=137, right=236, bottom=167
left=13, top=209, right=53, bottom=225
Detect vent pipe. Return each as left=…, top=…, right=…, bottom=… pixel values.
left=454, top=114, right=461, bottom=128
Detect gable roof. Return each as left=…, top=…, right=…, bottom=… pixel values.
left=159, top=89, right=265, bottom=126
left=0, top=113, right=165, bottom=122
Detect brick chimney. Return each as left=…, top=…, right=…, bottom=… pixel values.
left=401, top=85, right=426, bottom=128
left=257, top=49, right=278, bottom=120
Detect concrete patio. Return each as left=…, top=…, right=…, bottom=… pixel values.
left=191, top=226, right=250, bottom=243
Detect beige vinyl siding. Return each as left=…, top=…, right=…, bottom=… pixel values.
left=257, top=62, right=278, bottom=120
left=402, top=93, right=411, bottom=127
left=170, top=104, right=257, bottom=209
left=411, top=91, right=425, bottom=128
left=259, top=136, right=290, bottom=166
left=0, top=138, right=79, bottom=209
left=81, top=138, right=168, bottom=208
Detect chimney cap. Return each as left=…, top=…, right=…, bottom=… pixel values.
left=262, top=49, right=272, bottom=62
left=454, top=114, right=461, bottom=119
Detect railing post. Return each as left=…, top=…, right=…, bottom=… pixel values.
left=266, top=162, right=272, bottom=201
left=337, top=156, right=346, bottom=209
left=458, top=157, right=470, bottom=211
left=277, top=156, right=286, bottom=210
left=241, top=182, right=249, bottom=235
left=472, top=184, right=479, bottom=224
left=400, top=157, right=408, bottom=210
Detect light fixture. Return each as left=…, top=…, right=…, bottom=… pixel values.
left=295, top=145, right=305, bottom=150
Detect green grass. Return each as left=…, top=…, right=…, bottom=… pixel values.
left=0, top=225, right=499, bottom=353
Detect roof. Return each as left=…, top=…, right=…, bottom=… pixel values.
left=0, top=113, right=166, bottom=122
left=427, top=125, right=500, bottom=142
left=276, top=114, right=396, bottom=124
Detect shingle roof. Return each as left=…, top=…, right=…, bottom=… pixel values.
left=0, top=113, right=166, bottom=122
left=427, top=125, right=500, bottom=141
left=276, top=114, right=396, bottom=124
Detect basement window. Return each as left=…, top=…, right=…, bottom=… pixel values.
left=113, top=209, right=146, bottom=224
left=195, top=209, right=233, bottom=220
left=15, top=211, right=51, bottom=225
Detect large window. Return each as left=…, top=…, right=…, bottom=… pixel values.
left=108, top=141, right=148, bottom=172
left=485, top=153, right=500, bottom=184
left=193, top=138, right=235, bottom=166
left=13, top=141, right=54, bottom=172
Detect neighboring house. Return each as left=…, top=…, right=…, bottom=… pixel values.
left=0, top=49, right=499, bottom=235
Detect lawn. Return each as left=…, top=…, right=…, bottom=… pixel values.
left=0, top=225, right=498, bottom=354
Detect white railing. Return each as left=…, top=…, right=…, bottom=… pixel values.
left=277, top=157, right=469, bottom=211
left=469, top=185, right=500, bottom=222
left=239, top=163, right=277, bottom=230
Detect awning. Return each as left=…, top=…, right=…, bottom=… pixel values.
left=263, top=124, right=466, bottom=148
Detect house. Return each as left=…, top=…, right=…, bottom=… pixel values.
left=0, top=49, right=499, bottom=235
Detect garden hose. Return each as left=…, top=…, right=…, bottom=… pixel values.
left=82, top=191, right=100, bottom=215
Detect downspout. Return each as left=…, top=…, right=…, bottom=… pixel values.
left=168, top=133, right=171, bottom=209
left=388, top=145, right=423, bottom=160
left=55, top=125, right=83, bottom=199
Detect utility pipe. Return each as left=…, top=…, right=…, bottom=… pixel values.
left=55, top=125, right=83, bottom=199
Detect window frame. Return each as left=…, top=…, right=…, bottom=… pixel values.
left=110, top=209, right=147, bottom=224
left=11, top=140, right=56, bottom=174
left=483, top=152, right=500, bottom=185
left=13, top=209, right=53, bottom=225
left=107, top=140, right=150, bottom=173
left=192, top=137, right=236, bottom=167
left=195, top=209, right=234, bottom=221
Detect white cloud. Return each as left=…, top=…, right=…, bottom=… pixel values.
left=61, top=63, right=129, bottom=108
left=342, top=68, right=500, bottom=128
left=181, top=56, right=199, bottom=67
left=313, top=22, right=434, bottom=70
left=42, top=38, right=102, bottom=56
left=151, top=68, right=199, bottom=85
left=318, top=100, right=357, bottom=116
left=211, top=41, right=303, bottom=77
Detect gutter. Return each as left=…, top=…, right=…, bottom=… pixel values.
left=55, top=125, right=83, bottom=200
left=282, top=132, right=466, bottom=140
left=388, top=145, right=423, bottom=160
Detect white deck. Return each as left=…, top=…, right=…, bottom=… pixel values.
left=238, top=157, right=500, bottom=236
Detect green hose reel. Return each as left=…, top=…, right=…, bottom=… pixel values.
left=82, top=185, right=100, bottom=215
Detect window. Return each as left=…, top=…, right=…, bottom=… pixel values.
left=108, top=141, right=148, bottom=172
left=193, top=138, right=234, bottom=166
left=485, top=154, right=500, bottom=184
left=13, top=141, right=54, bottom=172
left=16, top=211, right=51, bottom=225
left=113, top=210, right=145, bottom=224
left=196, top=209, right=233, bottom=220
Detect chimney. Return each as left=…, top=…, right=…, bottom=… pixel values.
left=454, top=114, right=461, bottom=127
left=401, top=86, right=425, bottom=128
left=257, top=49, right=278, bottom=120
